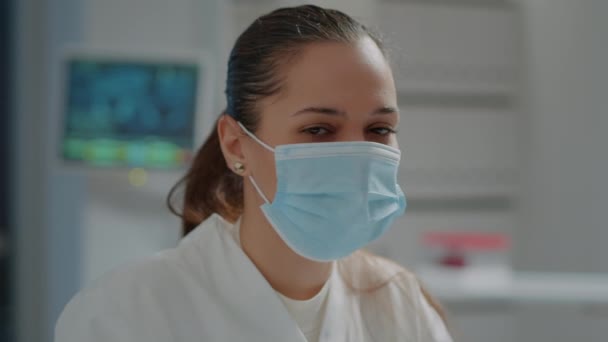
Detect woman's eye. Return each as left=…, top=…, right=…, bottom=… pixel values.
left=303, top=126, right=331, bottom=136
left=370, top=127, right=397, bottom=136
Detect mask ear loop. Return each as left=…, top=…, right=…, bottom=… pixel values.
left=237, top=121, right=275, bottom=152
left=248, top=175, right=270, bottom=204
left=236, top=121, right=273, bottom=204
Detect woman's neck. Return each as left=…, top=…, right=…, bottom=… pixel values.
left=239, top=206, right=332, bottom=300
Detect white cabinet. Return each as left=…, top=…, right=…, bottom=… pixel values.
left=424, top=272, right=608, bottom=342
left=370, top=1, right=524, bottom=199
left=396, top=106, right=520, bottom=198
left=375, top=1, right=519, bottom=96
left=513, top=305, right=608, bottom=342
left=446, top=304, right=516, bottom=342
left=445, top=303, right=608, bottom=342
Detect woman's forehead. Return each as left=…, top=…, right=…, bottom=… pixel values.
left=269, top=38, right=396, bottom=113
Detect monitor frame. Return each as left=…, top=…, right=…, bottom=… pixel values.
left=52, top=45, right=216, bottom=175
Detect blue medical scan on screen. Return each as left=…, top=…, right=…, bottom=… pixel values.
left=61, top=59, right=199, bottom=168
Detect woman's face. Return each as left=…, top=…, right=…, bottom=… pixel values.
left=235, top=36, right=399, bottom=202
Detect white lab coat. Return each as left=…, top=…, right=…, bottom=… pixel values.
left=56, top=214, right=452, bottom=342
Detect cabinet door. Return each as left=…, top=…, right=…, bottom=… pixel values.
left=444, top=303, right=516, bottom=342
left=513, top=304, right=608, bottom=342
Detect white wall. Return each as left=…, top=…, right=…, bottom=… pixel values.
left=15, top=0, right=227, bottom=340
left=513, top=1, right=608, bottom=340
left=14, top=1, right=54, bottom=340
left=516, top=0, right=608, bottom=273
left=73, top=0, right=227, bottom=285
left=15, top=0, right=87, bottom=340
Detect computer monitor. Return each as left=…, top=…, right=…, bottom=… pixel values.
left=59, top=50, right=209, bottom=169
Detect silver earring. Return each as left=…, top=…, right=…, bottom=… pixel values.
left=234, top=161, right=245, bottom=174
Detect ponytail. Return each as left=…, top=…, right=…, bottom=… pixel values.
left=167, top=117, right=244, bottom=236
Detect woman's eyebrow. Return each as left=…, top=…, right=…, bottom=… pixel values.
left=291, top=106, right=399, bottom=116
left=372, top=106, right=399, bottom=115
left=291, top=107, right=346, bottom=116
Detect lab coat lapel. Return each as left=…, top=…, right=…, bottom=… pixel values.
left=202, top=215, right=307, bottom=341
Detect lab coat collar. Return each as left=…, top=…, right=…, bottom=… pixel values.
left=192, top=214, right=308, bottom=341
left=187, top=214, right=357, bottom=341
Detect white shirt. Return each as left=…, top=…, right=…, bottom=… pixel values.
left=276, top=279, right=329, bottom=342
left=56, top=214, right=453, bottom=342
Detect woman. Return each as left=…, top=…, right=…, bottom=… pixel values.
left=56, top=5, right=453, bottom=342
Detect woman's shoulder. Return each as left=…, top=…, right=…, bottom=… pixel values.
left=72, top=248, right=184, bottom=300
left=58, top=241, right=199, bottom=311
left=56, top=215, right=228, bottom=340
left=66, top=216, right=221, bottom=299
left=55, top=249, right=184, bottom=340
left=337, top=250, right=418, bottom=293
left=338, top=251, right=453, bottom=341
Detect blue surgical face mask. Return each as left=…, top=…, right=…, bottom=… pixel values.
left=238, top=122, right=407, bottom=261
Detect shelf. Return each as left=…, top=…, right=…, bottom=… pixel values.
left=397, top=81, right=514, bottom=99
left=419, top=270, right=608, bottom=306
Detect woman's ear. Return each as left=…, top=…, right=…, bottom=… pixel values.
left=217, top=114, right=249, bottom=176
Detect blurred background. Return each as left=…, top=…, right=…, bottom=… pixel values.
left=3, top=0, right=607, bottom=341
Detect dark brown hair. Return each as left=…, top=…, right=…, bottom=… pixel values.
left=167, top=5, right=384, bottom=235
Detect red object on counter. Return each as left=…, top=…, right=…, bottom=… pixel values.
left=439, top=248, right=467, bottom=268
left=423, top=232, right=511, bottom=251
left=422, top=232, right=511, bottom=269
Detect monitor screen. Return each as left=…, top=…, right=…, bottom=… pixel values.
left=61, top=58, right=199, bottom=168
